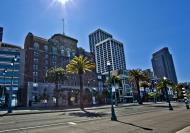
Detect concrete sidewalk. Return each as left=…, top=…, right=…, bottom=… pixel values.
left=0, top=102, right=181, bottom=116
left=176, top=126, right=190, bottom=133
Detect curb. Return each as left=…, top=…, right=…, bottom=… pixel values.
left=0, top=103, right=138, bottom=116
left=0, top=102, right=176, bottom=117
left=176, top=126, right=190, bottom=133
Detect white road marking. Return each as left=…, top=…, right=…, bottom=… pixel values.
left=0, top=122, right=68, bottom=133
left=0, top=121, right=15, bottom=125
left=0, top=119, right=92, bottom=133
left=67, top=122, right=77, bottom=125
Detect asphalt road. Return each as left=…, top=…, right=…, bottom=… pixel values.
left=0, top=103, right=189, bottom=133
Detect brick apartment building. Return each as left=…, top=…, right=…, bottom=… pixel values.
left=22, top=33, right=98, bottom=107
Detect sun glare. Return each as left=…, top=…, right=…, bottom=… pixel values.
left=54, top=0, right=72, bottom=5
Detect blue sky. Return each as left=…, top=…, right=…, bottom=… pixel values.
left=0, top=0, right=190, bottom=82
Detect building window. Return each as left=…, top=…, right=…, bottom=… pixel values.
left=33, top=64, right=38, bottom=70
left=34, top=42, right=39, bottom=50
left=66, top=48, right=71, bottom=57
left=45, top=54, right=48, bottom=59
left=52, top=47, right=57, bottom=55
left=34, top=51, right=39, bottom=57
left=34, top=58, right=38, bottom=64
left=44, top=45, right=48, bottom=52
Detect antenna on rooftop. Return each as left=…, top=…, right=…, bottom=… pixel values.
left=62, top=18, right=65, bottom=35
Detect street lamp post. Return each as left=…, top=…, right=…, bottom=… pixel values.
left=8, top=56, right=19, bottom=113
left=182, top=88, right=189, bottom=110
left=114, top=84, right=119, bottom=106
left=163, top=77, right=173, bottom=111
left=88, top=79, right=96, bottom=106
left=107, top=61, right=117, bottom=121
left=152, top=80, right=157, bottom=103
left=2, top=69, right=7, bottom=106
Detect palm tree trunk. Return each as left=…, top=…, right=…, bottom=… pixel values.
left=161, top=89, right=165, bottom=101
left=55, top=83, right=59, bottom=107
left=176, top=90, right=179, bottom=100
left=79, top=74, right=84, bottom=110
left=136, top=79, right=142, bottom=105
left=143, top=87, right=146, bottom=102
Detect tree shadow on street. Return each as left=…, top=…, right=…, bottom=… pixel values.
left=69, top=109, right=108, bottom=118
left=148, top=105, right=178, bottom=109
left=117, top=120, right=153, bottom=131
left=0, top=112, right=8, bottom=117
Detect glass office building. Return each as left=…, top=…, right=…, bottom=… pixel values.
left=0, top=42, right=22, bottom=108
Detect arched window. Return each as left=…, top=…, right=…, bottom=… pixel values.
left=66, top=48, right=71, bottom=57
left=52, top=47, right=57, bottom=54
left=71, top=51, right=75, bottom=57
left=60, top=46, right=65, bottom=56
left=44, top=45, right=48, bottom=52
left=34, top=42, right=39, bottom=50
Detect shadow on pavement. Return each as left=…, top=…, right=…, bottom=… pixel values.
left=0, top=112, right=8, bottom=117
left=148, top=105, right=178, bottom=108
left=117, top=120, right=153, bottom=131
left=69, top=110, right=108, bottom=118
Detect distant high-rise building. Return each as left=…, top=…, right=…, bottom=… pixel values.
left=0, top=27, right=3, bottom=42
left=95, top=37, right=126, bottom=75
left=143, top=69, right=154, bottom=79
left=151, top=47, right=178, bottom=84
left=89, top=29, right=112, bottom=53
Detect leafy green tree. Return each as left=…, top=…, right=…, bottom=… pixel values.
left=128, top=69, right=147, bottom=104
left=66, top=55, right=95, bottom=110
left=46, top=67, right=67, bottom=106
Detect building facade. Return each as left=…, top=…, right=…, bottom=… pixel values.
left=23, top=33, right=98, bottom=107
left=143, top=69, right=154, bottom=79
left=0, top=27, right=3, bottom=42
left=0, top=42, right=24, bottom=107
left=95, top=38, right=126, bottom=75
left=89, top=28, right=129, bottom=102
left=89, top=29, right=112, bottom=53
left=151, top=47, right=178, bottom=84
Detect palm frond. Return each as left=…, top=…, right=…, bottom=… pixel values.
left=66, top=55, right=95, bottom=74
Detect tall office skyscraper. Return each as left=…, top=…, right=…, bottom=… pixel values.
left=89, top=29, right=129, bottom=100
left=151, top=47, right=178, bottom=84
left=89, top=29, right=112, bottom=53
left=89, top=29, right=126, bottom=74
left=95, top=38, right=126, bottom=74
left=0, top=27, right=3, bottom=42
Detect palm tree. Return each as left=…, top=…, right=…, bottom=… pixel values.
left=156, top=77, right=174, bottom=110
left=140, top=81, right=150, bottom=102
left=66, top=55, right=95, bottom=110
left=128, top=69, right=147, bottom=104
left=46, top=67, right=67, bottom=106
